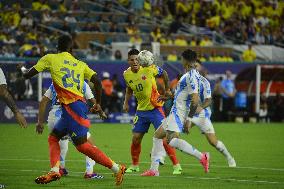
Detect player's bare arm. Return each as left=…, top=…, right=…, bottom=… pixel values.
left=21, top=67, right=39, bottom=79
left=123, top=86, right=133, bottom=112
left=197, top=98, right=212, bottom=113
left=188, top=93, right=199, bottom=118
left=37, top=96, right=51, bottom=134
left=158, top=70, right=172, bottom=101
left=89, top=73, right=106, bottom=117
left=184, top=93, right=199, bottom=133
left=0, top=84, right=27, bottom=128
left=89, top=97, right=107, bottom=119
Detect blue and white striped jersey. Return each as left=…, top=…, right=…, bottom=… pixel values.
left=171, top=69, right=200, bottom=115
left=196, top=75, right=212, bottom=118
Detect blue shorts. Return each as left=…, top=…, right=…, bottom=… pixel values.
left=53, top=100, right=90, bottom=141
left=132, top=107, right=165, bottom=133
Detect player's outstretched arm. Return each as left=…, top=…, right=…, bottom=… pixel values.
left=22, top=67, right=39, bottom=79
left=89, top=74, right=106, bottom=116
left=0, top=84, right=27, bottom=128
left=36, top=96, right=51, bottom=134
left=161, top=70, right=170, bottom=92
left=123, top=86, right=133, bottom=112
left=158, top=70, right=173, bottom=101
left=90, top=74, right=102, bottom=105
left=89, top=97, right=107, bottom=119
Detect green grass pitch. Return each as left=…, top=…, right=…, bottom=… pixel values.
left=0, top=123, right=284, bottom=189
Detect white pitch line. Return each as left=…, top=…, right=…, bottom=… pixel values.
left=0, top=168, right=283, bottom=185
left=0, top=158, right=284, bottom=172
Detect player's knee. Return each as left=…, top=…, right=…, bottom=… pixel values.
left=207, top=134, right=218, bottom=146
left=72, top=136, right=87, bottom=146
left=132, top=134, right=143, bottom=144
left=166, top=135, right=174, bottom=145
left=75, top=142, right=89, bottom=153
left=50, top=129, right=65, bottom=139
left=48, top=135, right=59, bottom=143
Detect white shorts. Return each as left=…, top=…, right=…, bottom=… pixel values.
left=162, top=108, right=187, bottom=133
left=47, top=106, right=91, bottom=139
left=0, top=68, right=7, bottom=85
left=192, top=117, right=215, bottom=134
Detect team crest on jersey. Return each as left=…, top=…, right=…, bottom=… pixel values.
left=141, top=75, right=147, bottom=80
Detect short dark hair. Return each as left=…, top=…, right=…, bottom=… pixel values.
left=181, top=49, right=197, bottom=63
left=57, top=35, right=73, bottom=52
left=128, top=49, right=139, bottom=57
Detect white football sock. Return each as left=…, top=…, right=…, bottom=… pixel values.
left=150, top=137, right=164, bottom=171
left=85, top=155, right=96, bottom=174
left=111, top=163, right=120, bottom=173
left=59, top=139, right=69, bottom=168
left=169, top=138, right=202, bottom=160
left=50, top=167, right=59, bottom=173
left=216, top=141, right=233, bottom=160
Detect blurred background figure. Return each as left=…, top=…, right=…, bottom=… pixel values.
left=212, top=76, right=223, bottom=122
left=221, top=70, right=236, bottom=121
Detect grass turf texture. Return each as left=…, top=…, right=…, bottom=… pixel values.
left=0, top=123, right=283, bottom=189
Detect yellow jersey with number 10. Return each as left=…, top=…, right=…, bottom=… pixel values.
left=123, top=65, right=164, bottom=111
left=33, top=52, right=96, bottom=104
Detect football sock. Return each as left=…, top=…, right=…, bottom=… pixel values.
left=76, top=142, right=114, bottom=171
left=150, top=137, right=164, bottom=171
left=169, top=138, right=202, bottom=160
left=163, top=139, right=179, bottom=165
left=216, top=140, right=233, bottom=160
left=131, top=142, right=141, bottom=165
left=59, top=139, right=69, bottom=168
left=86, top=155, right=96, bottom=174
left=48, top=135, right=60, bottom=172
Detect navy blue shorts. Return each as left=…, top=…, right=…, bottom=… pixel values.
left=53, top=101, right=90, bottom=141
left=132, top=107, right=165, bottom=133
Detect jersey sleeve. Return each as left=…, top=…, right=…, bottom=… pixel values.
left=33, top=54, right=51, bottom=72
left=83, top=82, right=94, bottom=100
left=187, top=70, right=199, bottom=94
left=44, top=85, right=53, bottom=100
left=203, top=79, right=212, bottom=99
left=83, top=63, right=96, bottom=81
left=123, top=71, right=130, bottom=87
left=150, top=65, right=163, bottom=77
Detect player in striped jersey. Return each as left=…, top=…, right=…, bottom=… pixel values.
left=142, top=49, right=209, bottom=176
left=188, top=63, right=236, bottom=167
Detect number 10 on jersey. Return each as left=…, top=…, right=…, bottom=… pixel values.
left=135, top=83, right=143, bottom=92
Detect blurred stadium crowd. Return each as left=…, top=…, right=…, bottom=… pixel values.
left=0, top=0, right=283, bottom=122
left=1, top=0, right=283, bottom=61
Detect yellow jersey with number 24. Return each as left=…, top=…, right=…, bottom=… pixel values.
left=33, top=52, right=96, bottom=104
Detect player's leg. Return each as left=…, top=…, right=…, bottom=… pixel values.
left=165, top=113, right=209, bottom=173
left=141, top=125, right=167, bottom=176
left=58, top=137, right=69, bottom=176
left=150, top=107, right=181, bottom=174
left=205, top=133, right=236, bottom=167
left=193, top=117, right=236, bottom=167
left=126, top=113, right=150, bottom=173
left=167, top=130, right=210, bottom=173
left=126, top=132, right=145, bottom=172
left=65, top=101, right=125, bottom=185
left=35, top=118, right=68, bottom=184
left=47, top=108, right=69, bottom=176
left=84, top=132, right=104, bottom=179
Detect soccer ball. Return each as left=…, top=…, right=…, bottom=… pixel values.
left=138, top=50, right=154, bottom=67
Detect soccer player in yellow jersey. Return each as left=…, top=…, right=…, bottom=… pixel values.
left=123, top=49, right=182, bottom=175
left=21, top=35, right=126, bottom=186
